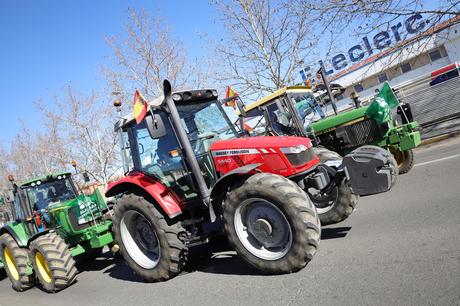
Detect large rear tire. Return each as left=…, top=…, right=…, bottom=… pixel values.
left=29, top=232, right=77, bottom=293
left=310, top=147, right=359, bottom=225
left=112, top=193, right=188, bottom=282
left=0, top=233, right=35, bottom=291
left=223, top=173, right=321, bottom=274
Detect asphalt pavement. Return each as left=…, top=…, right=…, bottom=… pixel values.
left=1, top=137, right=460, bottom=306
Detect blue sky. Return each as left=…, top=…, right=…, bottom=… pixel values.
left=0, top=0, right=220, bottom=144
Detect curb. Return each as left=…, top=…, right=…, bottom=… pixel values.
left=420, top=131, right=460, bottom=147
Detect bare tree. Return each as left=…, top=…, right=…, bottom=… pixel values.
left=105, top=8, right=208, bottom=103
left=36, top=86, right=120, bottom=186
left=0, top=123, right=67, bottom=183
left=211, top=0, right=319, bottom=96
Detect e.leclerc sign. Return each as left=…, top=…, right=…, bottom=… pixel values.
left=299, top=14, right=428, bottom=80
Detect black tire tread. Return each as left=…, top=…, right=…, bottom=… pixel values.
left=30, top=232, right=77, bottom=293
left=311, top=147, right=359, bottom=225
left=112, top=192, right=188, bottom=282
left=0, top=233, right=35, bottom=291
left=397, top=149, right=414, bottom=174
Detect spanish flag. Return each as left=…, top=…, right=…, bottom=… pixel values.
left=225, top=86, right=238, bottom=109
left=133, top=90, right=148, bottom=124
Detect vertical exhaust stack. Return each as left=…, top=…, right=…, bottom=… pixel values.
left=162, top=80, right=216, bottom=221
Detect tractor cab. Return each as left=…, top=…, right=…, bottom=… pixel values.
left=20, top=174, right=77, bottom=212
left=7, top=173, right=108, bottom=235
left=239, top=86, right=326, bottom=138
left=116, top=89, right=240, bottom=200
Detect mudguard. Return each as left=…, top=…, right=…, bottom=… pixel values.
left=106, top=172, right=183, bottom=218
left=0, top=222, right=31, bottom=247
left=342, top=146, right=396, bottom=196
left=210, top=163, right=262, bottom=201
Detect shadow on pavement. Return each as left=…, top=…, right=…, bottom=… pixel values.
left=75, top=231, right=348, bottom=283
left=321, top=226, right=352, bottom=240
left=182, top=237, right=262, bottom=277
left=75, top=252, right=145, bottom=282
left=76, top=238, right=263, bottom=283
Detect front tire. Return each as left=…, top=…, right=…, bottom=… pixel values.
left=223, top=173, right=321, bottom=274
left=112, top=193, right=188, bottom=282
left=29, top=232, right=77, bottom=293
left=310, top=147, right=358, bottom=225
left=0, top=233, right=35, bottom=291
left=391, top=148, right=414, bottom=174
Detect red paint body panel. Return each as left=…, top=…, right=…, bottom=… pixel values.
left=210, top=136, right=319, bottom=177
left=211, top=136, right=312, bottom=150
left=105, top=171, right=183, bottom=217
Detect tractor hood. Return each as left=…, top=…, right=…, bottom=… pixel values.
left=210, top=136, right=319, bottom=177
left=311, top=107, right=369, bottom=133
left=210, top=136, right=313, bottom=151
left=48, top=192, right=107, bottom=226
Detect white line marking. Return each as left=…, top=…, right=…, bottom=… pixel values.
left=415, top=154, right=460, bottom=167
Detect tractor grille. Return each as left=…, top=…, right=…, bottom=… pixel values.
left=285, top=148, right=316, bottom=166
left=341, top=118, right=382, bottom=149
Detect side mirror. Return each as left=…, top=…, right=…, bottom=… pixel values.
left=146, top=113, right=166, bottom=139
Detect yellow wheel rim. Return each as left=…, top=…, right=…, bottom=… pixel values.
left=390, top=148, right=404, bottom=167
left=4, top=247, right=20, bottom=281
left=35, top=251, right=52, bottom=283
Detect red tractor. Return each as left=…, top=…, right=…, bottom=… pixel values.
left=106, top=80, right=395, bottom=281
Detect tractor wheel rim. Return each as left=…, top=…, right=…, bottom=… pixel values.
left=308, top=186, right=339, bottom=214
left=35, top=251, right=52, bottom=283
left=4, top=247, right=19, bottom=281
left=234, top=198, right=292, bottom=261
left=120, top=210, right=160, bottom=269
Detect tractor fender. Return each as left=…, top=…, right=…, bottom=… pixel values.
left=0, top=222, right=30, bottom=247
left=210, top=163, right=262, bottom=203
left=105, top=173, right=183, bottom=218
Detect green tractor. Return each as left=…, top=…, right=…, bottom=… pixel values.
left=0, top=172, right=114, bottom=293
left=241, top=83, right=421, bottom=174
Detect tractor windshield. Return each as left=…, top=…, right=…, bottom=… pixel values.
left=287, top=92, right=325, bottom=129
left=24, top=177, right=77, bottom=212
left=242, top=92, right=325, bottom=137
left=127, top=100, right=237, bottom=200
left=177, top=100, right=238, bottom=144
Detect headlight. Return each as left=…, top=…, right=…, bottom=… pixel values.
left=280, top=144, right=308, bottom=154
left=172, top=93, right=182, bottom=101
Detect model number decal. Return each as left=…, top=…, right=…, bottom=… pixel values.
left=212, top=149, right=259, bottom=156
